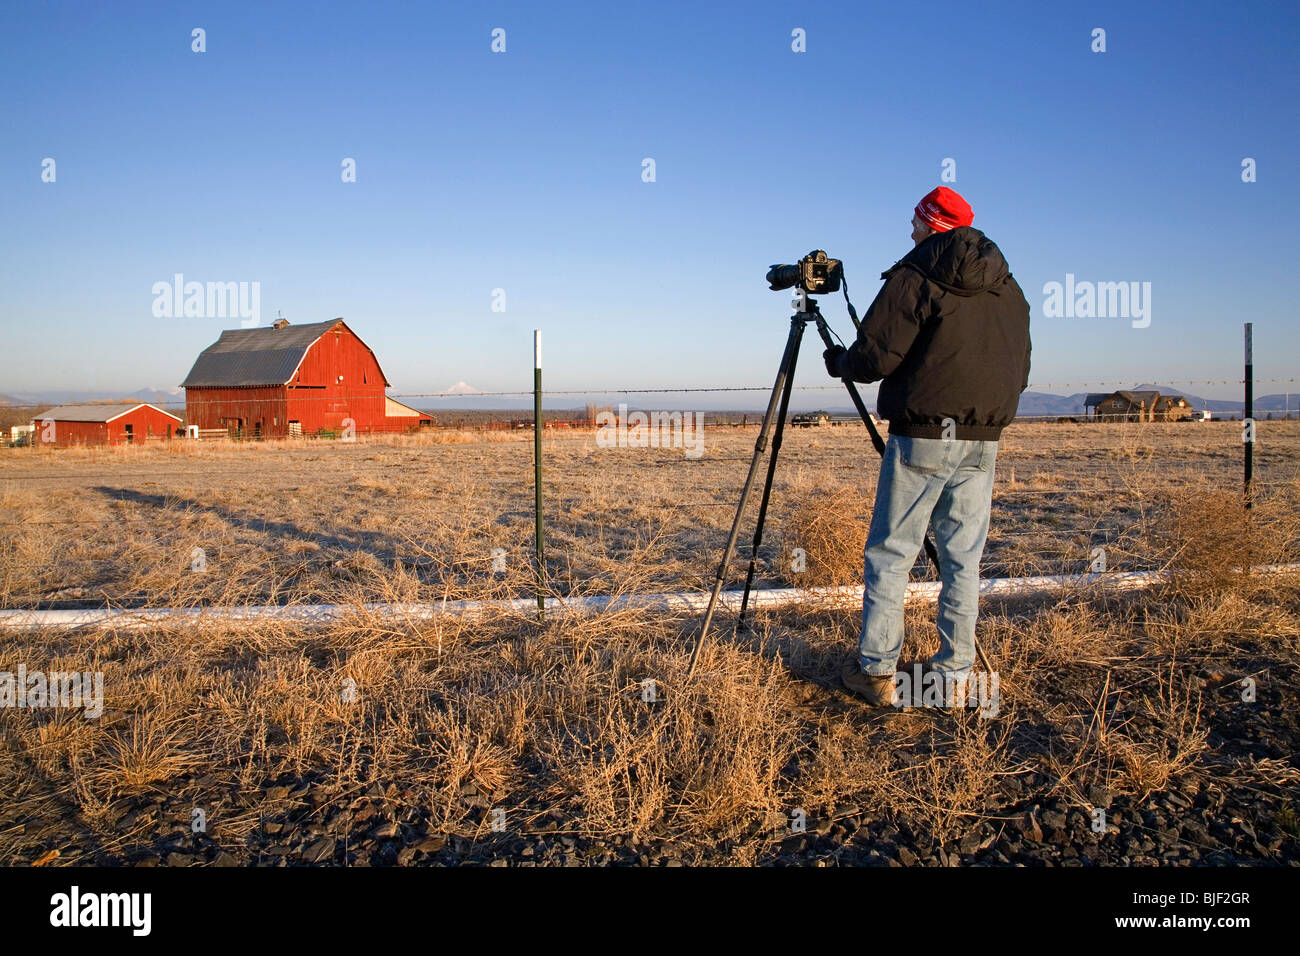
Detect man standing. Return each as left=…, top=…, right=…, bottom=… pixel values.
left=823, top=187, right=1031, bottom=706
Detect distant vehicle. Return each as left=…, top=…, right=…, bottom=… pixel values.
left=1197, top=410, right=1212, bottom=422
left=791, top=411, right=831, bottom=428
left=827, top=414, right=865, bottom=427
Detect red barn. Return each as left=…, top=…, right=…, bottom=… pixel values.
left=32, top=402, right=182, bottom=446
left=181, top=318, right=431, bottom=438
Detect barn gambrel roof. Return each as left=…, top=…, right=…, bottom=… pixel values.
left=180, top=319, right=391, bottom=388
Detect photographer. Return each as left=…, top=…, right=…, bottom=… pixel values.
left=823, top=187, right=1031, bottom=706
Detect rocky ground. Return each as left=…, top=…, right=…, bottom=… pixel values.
left=12, top=664, right=1296, bottom=868
left=30, top=768, right=1295, bottom=869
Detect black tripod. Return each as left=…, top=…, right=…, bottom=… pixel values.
left=685, top=290, right=989, bottom=679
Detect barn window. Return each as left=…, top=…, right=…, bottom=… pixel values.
left=363, top=371, right=367, bottom=384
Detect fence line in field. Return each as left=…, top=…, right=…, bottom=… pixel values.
left=2, top=376, right=1298, bottom=410
left=4, top=380, right=1297, bottom=451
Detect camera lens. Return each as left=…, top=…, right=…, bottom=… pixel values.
left=766, top=264, right=799, bottom=291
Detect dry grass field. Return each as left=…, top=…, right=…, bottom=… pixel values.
left=1, top=420, right=1298, bottom=866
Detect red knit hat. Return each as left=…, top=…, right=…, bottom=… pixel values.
left=915, top=187, right=973, bottom=232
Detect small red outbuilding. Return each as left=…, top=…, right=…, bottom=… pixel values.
left=32, top=402, right=183, bottom=446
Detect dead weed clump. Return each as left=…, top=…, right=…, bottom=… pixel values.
left=1151, top=477, right=1300, bottom=596
left=534, top=631, right=799, bottom=840
left=779, top=480, right=870, bottom=587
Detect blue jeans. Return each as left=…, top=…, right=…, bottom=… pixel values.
left=858, top=434, right=998, bottom=681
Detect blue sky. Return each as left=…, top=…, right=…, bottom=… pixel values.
left=1, top=0, right=1296, bottom=402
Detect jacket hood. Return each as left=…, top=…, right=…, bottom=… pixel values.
left=888, top=226, right=1009, bottom=296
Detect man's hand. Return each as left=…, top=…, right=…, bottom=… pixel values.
left=823, top=345, right=847, bottom=379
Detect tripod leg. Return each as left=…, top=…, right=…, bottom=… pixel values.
left=737, top=326, right=802, bottom=630
left=687, top=316, right=803, bottom=679
left=812, top=315, right=885, bottom=454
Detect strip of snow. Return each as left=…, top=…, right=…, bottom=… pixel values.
left=3, top=565, right=1297, bottom=631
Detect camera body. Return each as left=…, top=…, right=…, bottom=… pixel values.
left=766, top=250, right=842, bottom=295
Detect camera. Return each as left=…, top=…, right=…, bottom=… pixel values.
left=766, top=249, right=842, bottom=294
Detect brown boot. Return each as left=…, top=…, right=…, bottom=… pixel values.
left=897, top=663, right=968, bottom=711
left=841, top=658, right=897, bottom=707
left=894, top=661, right=933, bottom=708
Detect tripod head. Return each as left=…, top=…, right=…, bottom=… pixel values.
left=788, top=292, right=840, bottom=355
left=790, top=283, right=862, bottom=342
left=791, top=288, right=816, bottom=316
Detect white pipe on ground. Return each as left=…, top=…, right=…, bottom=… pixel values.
left=2, top=565, right=1297, bottom=631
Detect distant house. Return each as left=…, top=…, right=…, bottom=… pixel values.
left=1085, top=390, right=1193, bottom=422
left=1151, top=394, right=1193, bottom=421
left=31, top=402, right=182, bottom=446
left=1082, top=393, right=1113, bottom=415
left=181, top=318, right=431, bottom=438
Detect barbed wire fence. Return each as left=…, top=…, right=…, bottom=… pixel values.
left=2, top=376, right=1298, bottom=409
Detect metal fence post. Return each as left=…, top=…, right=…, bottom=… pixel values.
left=1244, top=323, right=1253, bottom=509
left=533, top=330, right=546, bottom=620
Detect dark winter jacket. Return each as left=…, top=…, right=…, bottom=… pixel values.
left=840, top=226, right=1031, bottom=441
